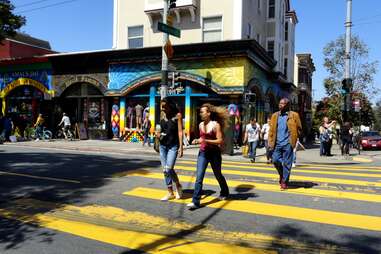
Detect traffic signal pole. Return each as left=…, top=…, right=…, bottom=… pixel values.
left=160, top=0, right=169, bottom=99
left=342, top=0, right=352, bottom=122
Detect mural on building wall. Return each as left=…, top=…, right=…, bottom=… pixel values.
left=0, top=69, right=53, bottom=98
left=108, top=57, right=251, bottom=93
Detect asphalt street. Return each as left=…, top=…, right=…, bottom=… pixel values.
left=0, top=144, right=380, bottom=254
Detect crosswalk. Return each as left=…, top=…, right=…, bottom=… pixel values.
left=1, top=158, right=381, bottom=253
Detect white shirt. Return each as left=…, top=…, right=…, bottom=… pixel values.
left=61, top=116, right=71, bottom=126
left=261, top=123, right=270, bottom=140
left=246, top=123, right=260, bottom=142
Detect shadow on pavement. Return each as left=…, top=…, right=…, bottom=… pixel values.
left=119, top=183, right=257, bottom=253
left=287, top=181, right=318, bottom=189
left=269, top=224, right=381, bottom=254
left=0, top=149, right=159, bottom=250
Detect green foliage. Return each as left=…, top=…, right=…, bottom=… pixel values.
left=373, top=101, right=381, bottom=131
left=323, top=34, right=379, bottom=97
left=0, top=0, right=26, bottom=43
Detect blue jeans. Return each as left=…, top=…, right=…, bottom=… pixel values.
left=272, top=143, right=293, bottom=183
left=248, top=141, right=258, bottom=159
left=159, top=144, right=179, bottom=188
left=192, top=150, right=229, bottom=206
left=143, top=131, right=150, bottom=146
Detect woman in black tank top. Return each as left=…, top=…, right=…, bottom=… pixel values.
left=156, top=97, right=184, bottom=201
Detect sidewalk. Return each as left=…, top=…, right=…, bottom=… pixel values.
left=3, top=139, right=374, bottom=164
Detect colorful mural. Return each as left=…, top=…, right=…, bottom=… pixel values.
left=0, top=69, right=53, bottom=98
left=108, top=57, right=251, bottom=93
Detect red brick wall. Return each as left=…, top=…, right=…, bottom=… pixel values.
left=0, top=40, right=54, bottom=59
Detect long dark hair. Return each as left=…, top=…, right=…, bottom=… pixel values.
left=161, top=97, right=179, bottom=119
left=200, top=103, right=229, bottom=130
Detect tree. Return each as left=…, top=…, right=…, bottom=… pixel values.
left=323, top=34, right=378, bottom=97
left=0, top=0, right=26, bottom=43
left=374, top=101, right=381, bottom=131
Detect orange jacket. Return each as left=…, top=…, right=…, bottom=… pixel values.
left=268, top=111, right=302, bottom=149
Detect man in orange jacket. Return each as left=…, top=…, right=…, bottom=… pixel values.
left=268, top=98, right=302, bottom=190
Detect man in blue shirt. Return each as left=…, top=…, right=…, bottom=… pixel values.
left=268, top=98, right=302, bottom=190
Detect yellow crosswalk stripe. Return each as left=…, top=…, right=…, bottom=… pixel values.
left=125, top=170, right=381, bottom=203
left=187, top=159, right=381, bottom=172
left=0, top=201, right=272, bottom=254
left=124, top=187, right=381, bottom=232
left=173, top=165, right=381, bottom=188
left=177, top=161, right=381, bottom=177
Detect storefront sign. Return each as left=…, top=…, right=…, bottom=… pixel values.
left=157, top=82, right=184, bottom=95
left=0, top=70, right=51, bottom=90
left=0, top=78, right=52, bottom=98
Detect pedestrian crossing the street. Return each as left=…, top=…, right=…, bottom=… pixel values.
left=1, top=159, right=380, bottom=253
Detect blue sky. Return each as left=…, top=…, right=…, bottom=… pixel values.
left=12, top=0, right=381, bottom=103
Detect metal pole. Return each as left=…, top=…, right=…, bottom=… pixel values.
left=344, top=0, right=352, bottom=79
left=343, top=0, right=352, bottom=122
left=160, top=0, right=169, bottom=99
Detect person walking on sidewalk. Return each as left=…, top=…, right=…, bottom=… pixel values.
left=261, top=117, right=272, bottom=164
left=142, top=114, right=151, bottom=147
left=243, top=118, right=261, bottom=163
left=33, top=114, right=44, bottom=141
left=269, top=98, right=302, bottom=190
left=157, top=97, right=183, bottom=201
left=187, top=103, right=230, bottom=210
left=340, top=121, right=353, bottom=157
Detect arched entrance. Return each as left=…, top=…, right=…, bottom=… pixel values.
left=58, top=82, right=108, bottom=139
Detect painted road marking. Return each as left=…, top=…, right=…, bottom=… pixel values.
left=188, top=159, right=381, bottom=171
left=173, top=165, right=381, bottom=188
left=177, top=161, right=381, bottom=178
left=352, top=157, right=373, bottom=163
left=124, top=170, right=381, bottom=203
left=0, top=200, right=274, bottom=254
left=124, top=187, right=381, bottom=232
left=0, top=171, right=80, bottom=184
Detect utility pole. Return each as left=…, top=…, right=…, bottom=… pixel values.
left=342, top=0, right=353, bottom=122
left=160, top=0, right=169, bottom=99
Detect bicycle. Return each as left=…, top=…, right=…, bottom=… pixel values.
left=57, top=125, right=74, bottom=140
left=28, top=127, right=53, bottom=141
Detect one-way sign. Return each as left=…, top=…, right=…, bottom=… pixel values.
left=158, top=22, right=181, bottom=38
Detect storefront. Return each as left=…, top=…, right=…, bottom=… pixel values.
left=106, top=40, right=292, bottom=143
left=0, top=63, right=54, bottom=135
left=52, top=74, right=110, bottom=140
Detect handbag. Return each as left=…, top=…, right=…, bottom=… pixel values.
left=153, top=137, right=160, bottom=153
left=242, top=144, right=249, bottom=157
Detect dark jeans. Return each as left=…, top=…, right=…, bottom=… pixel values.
left=248, top=141, right=258, bottom=159
left=272, top=143, right=293, bottom=183
left=36, top=126, right=43, bottom=139
left=192, top=150, right=229, bottom=206
left=143, top=131, right=150, bottom=146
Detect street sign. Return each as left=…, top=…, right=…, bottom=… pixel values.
left=158, top=22, right=181, bottom=38
left=164, top=39, right=174, bottom=59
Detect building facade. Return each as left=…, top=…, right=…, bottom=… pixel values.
left=113, top=0, right=297, bottom=83
left=294, top=53, right=315, bottom=141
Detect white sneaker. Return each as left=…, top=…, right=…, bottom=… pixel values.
left=35, top=138, right=40, bottom=142
left=217, top=196, right=228, bottom=201
left=186, top=202, right=199, bottom=210
left=292, top=163, right=296, bottom=167
left=160, top=193, right=175, bottom=201
left=175, top=185, right=183, bottom=199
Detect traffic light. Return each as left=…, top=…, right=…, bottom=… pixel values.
left=169, top=0, right=176, bottom=9
left=341, top=78, right=353, bottom=93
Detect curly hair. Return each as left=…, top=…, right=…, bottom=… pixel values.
left=200, top=103, right=230, bottom=130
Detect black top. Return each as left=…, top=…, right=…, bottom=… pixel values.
left=160, top=117, right=179, bottom=146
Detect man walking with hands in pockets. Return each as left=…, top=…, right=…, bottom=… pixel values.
left=268, top=98, right=302, bottom=190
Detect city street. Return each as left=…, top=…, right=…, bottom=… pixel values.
left=0, top=142, right=380, bottom=253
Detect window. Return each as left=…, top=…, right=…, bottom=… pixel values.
left=284, top=58, right=288, bottom=77
left=128, top=25, right=143, bottom=48
left=267, top=40, right=274, bottom=58
left=285, top=22, right=289, bottom=41
left=268, top=0, right=275, bottom=18
left=203, top=17, right=222, bottom=42
left=246, top=23, right=252, bottom=39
